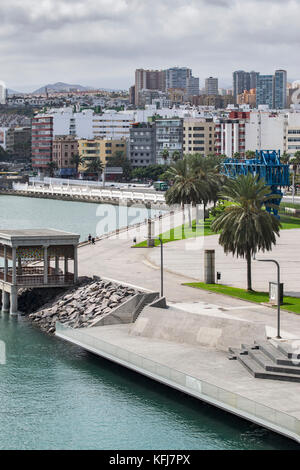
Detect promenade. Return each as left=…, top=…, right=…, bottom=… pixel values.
left=69, top=212, right=300, bottom=443
left=78, top=215, right=300, bottom=338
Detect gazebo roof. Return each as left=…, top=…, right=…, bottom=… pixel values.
left=0, top=229, right=80, bottom=246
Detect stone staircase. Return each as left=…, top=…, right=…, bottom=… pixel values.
left=229, top=341, right=300, bottom=383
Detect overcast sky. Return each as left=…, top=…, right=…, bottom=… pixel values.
left=1, top=0, right=300, bottom=92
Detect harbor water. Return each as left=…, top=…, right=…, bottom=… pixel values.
left=0, top=195, right=299, bottom=450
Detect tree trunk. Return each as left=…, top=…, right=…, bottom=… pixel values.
left=246, top=250, right=253, bottom=291
left=188, top=204, right=192, bottom=228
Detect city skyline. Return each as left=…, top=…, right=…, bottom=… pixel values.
left=1, top=0, right=300, bottom=91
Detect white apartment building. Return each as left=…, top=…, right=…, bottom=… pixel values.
left=245, top=112, right=286, bottom=153
left=245, top=111, right=300, bottom=158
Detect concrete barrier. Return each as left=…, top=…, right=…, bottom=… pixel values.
left=130, top=306, right=266, bottom=352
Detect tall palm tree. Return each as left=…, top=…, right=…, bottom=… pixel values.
left=47, top=161, right=58, bottom=177
left=211, top=174, right=281, bottom=291
left=85, top=158, right=103, bottom=181
left=188, top=153, right=223, bottom=218
left=71, top=154, right=83, bottom=176
left=161, top=149, right=169, bottom=164
left=171, top=150, right=181, bottom=162
left=165, top=158, right=202, bottom=227
left=281, top=152, right=290, bottom=165
left=290, top=151, right=300, bottom=174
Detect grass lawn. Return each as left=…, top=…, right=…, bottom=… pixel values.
left=184, top=282, right=300, bottom=314
left=278, top=213, right=300, bottom=229
left=133, top=204, right=300, bottom=248
left=133, top=217, right=215, bottom=248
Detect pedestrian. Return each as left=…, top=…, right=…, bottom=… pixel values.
left=92, top=237, right=95, bottom=245
left=88, top=234, right=92, bottom=244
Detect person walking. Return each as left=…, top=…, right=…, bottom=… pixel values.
left=91, top=237, right=95, bottom=245
left=88, top=234, right=92, bottom=244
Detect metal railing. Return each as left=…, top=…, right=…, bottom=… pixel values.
left=0, top=267, right=74, bottom=286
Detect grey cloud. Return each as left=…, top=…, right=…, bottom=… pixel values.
left=1, top=0, right=300, bottom=90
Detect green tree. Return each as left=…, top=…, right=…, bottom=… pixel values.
left=161, top=149, right=169, bottom=164
left=188, top=153, right=223, bottom=218
left=233, top=152, right=240, bottom=159
left=171, top=150, right=181, bottom=162
left=281, top=152, right=290, bottom=165
left=108, top=151, right=132, bottom=181
left=85, top=158, right=103, bottom=181
left=211, top=174, right=281, bottom=291
left=245, top=150, right=256, bottom=159
left=290, top=151, right=300, bottom=174
left=47, top=161, right=58, bottom=177
left=70, top=154, right=83, bottom=175
left=165, top=158, right=199, bottom=226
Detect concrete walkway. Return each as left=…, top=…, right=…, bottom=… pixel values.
left=147, top=229, right=300, bottom=296
left=78, top=216, right=300, bottom=339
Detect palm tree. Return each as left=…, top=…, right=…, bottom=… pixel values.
left=165, top=158, right=202, bottom=227
left=85, top=158, right=103, bottom=181
left=47, top=161, right=58, bottom=177
left=211, top=174, right=281, bottom=291
left=245, top=150, right=256, bottom=159
left=281, top=152, right=290, bottom=165
left=161, top=149, right=169, bottom=164
left=290, top=151, right=300, bottom=174
left=171, top=150, right=181, bottom=162
left=71, top=154, right=83, bottom=176
left=188, top=153, right=223, bottom=219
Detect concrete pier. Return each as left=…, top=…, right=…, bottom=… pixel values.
left=56, top=312, right=300, bottom=445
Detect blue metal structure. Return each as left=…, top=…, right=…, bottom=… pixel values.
left=222, top=150, right=290, bottom=217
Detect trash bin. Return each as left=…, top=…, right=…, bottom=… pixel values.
left=269, top=282, right=284, bottom=305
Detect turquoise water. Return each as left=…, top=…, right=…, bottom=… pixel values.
left=0, top=195, right=161, bottom=241
left=0, top=195, right=299, bottom=450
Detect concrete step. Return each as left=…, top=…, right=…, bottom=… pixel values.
left=254, top=341, right=297, bottom=366
left=277, top=342, right=300, bottom=361
left=230, top=348, right=300, bottom=383
left=247, top=348, right=300, bottom=376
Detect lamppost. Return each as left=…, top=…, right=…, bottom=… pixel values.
left=144, top=235, right=164, bottom=297
left=157, top=237, right=164, bottom=297
left=253, top=254, right=281, bottom=339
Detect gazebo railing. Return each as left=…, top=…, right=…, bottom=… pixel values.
left=0, top=267, right=74, bottom=286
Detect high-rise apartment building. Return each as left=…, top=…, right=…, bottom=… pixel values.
left=135, top=69, right=166, bottom=106
left=155, top=118, right=183, bottom=165
left=205, top=77, right=218, bottom=95
left=233, top=71, right=252, bottom=102
left=6, top=127, right=31, bottom=160
left=31, top=115, right=53, bottom=170
left=183, top=118, right=215, bottom=155
left=186, top=76, right=200, bottom=97
left=274, top=70, right=287, bottom=109
left=129, top=122, right=156, bottom=167
left=165, top=67, right=192, bottom=91
left=215, top=111, right=250, bottom=158
left=250, top=71, right=259, bottom=90
left=255, top=70, right=287, bottom=109
left=256, top=75, right=274, bottom=108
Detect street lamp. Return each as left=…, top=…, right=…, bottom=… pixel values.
left=144, top=235, right=164, bottom=297
left=157, top=237, right=164, bottom=298
left=253, top=254, right=281, bottom=339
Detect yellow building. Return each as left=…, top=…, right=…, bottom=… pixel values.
left=78, top=138, right=127, bottom=171
left=183, top=118, right=215, bottom=155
